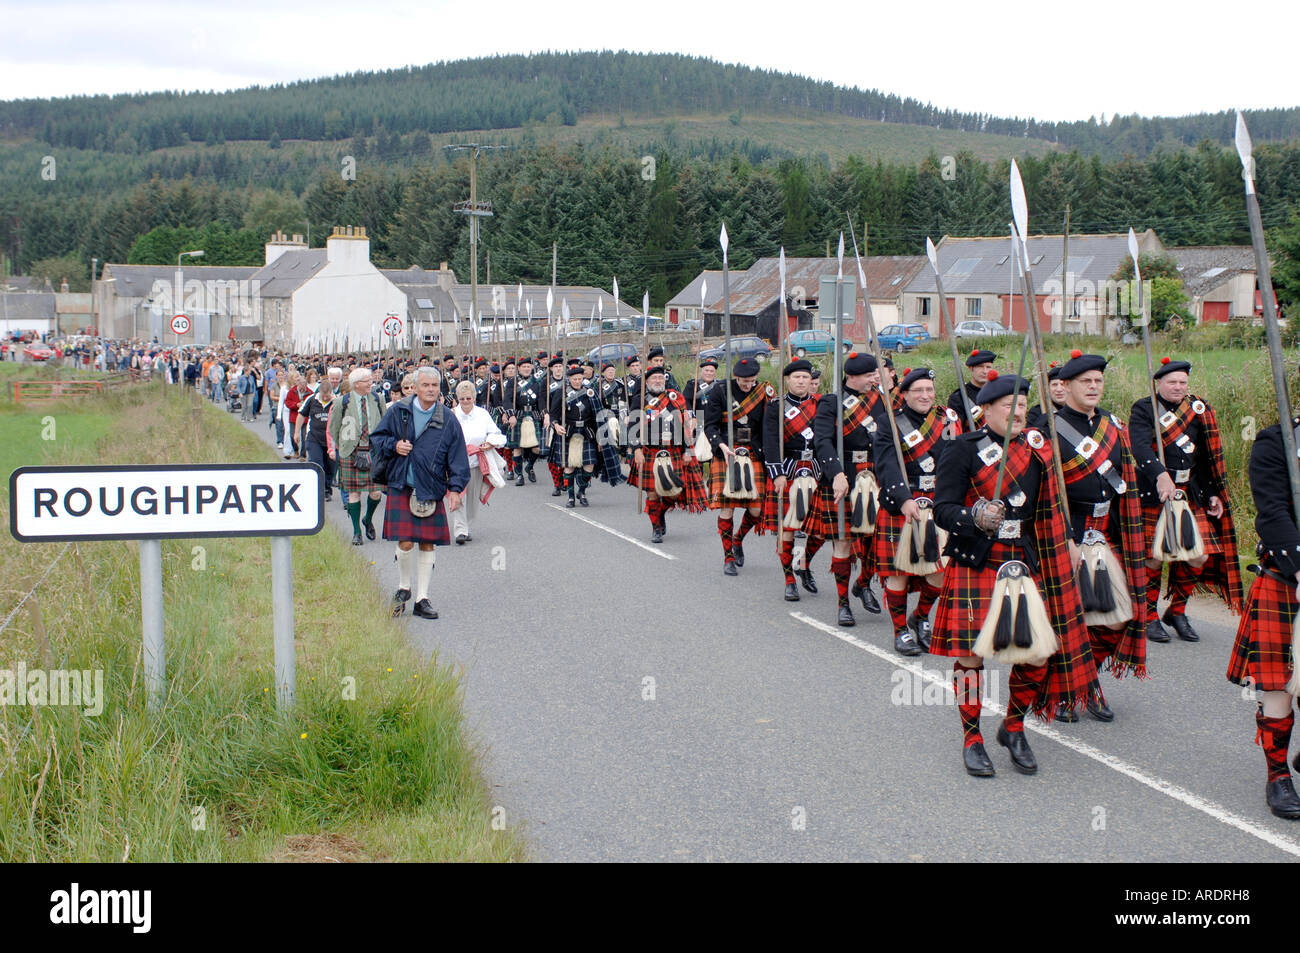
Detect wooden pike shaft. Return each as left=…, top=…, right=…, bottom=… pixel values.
left=932, top=268, right=976, bottom=428
left=1018, top=254, right=1071, bottom=514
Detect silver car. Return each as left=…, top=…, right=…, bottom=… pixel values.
left=952, top=320, right=1013, bottom=340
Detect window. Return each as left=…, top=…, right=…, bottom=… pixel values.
left=966, top=298, right=982, bottom=317
left=883, top=326, right=900, bottom=335
left=918, top=298, right=931, bottom=317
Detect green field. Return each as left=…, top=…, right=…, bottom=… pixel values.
left=0, top=382, right=524, bottom=862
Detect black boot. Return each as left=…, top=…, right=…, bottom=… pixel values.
left=733, top=540, right=745, bottom=567
left=1162, top=608, right=1200, bottom=642
left=909, top=612, right=932, bottom=652
left=724, top=556, right=738, bottom=576
left=577, top=473, right=589, bottom=507
left=997, top=722, right=1038, bottom=775
left=651, top=523, right=664, bottom=544
left=1056, top=701, right=1080, bottom=723
left=515, top=464, right=526, bottom=487
left=784, top=582, right=801, bottom=602
left=1087, top=688, right=1115, bottom=722
left=837, top=602, right=856, bottom=628
left=1267, top=777, right=1300, bottom=819
left=796, top=568, right=818, bottom=594
left=964, top=741, right=996, bottom=777
left=1145, top=618, right=1171, bottom=642
left=391, top=588, right=411, bottom=617
left=526, top=461, right=537, bottom=482
left=565, top=477, right=576, bottom=508
left=894, top=628, right=922, bottom=657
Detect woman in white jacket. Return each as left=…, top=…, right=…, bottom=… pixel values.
left=451, top=379, right=507, bottom=543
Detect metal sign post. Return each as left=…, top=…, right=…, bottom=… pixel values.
left=10, top=463, right=324, bottom=712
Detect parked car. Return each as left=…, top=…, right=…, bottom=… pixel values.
left=698, top=335, right=771, bottom=364
left=631, top=316, right=665, bottom=333
left=23, top=343, right=54, bottom=361
left=586, top=342, right=641, bottom=366
left=952, top=320, right=1013, bottom=340
left=601, top=317, right=637, bottom=333
left=677, top=318, right=702, bottom=333
left=877, top=323, right=930, bottom=352
left=788, top=329, right=854, bottom=357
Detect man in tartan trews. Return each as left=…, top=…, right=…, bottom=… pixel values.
left=1227, top=416, right=1300, bottom=819
left=930, top=373, right=1099, bottom=778
left=1130, top=357, right=1244, bottom=642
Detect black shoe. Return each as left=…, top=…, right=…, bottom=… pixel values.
left=551, top=487, right=562, bottom=497
left=412, top=598, right=438, bottom=620
left=527, top=467, right=537, bottom=483
left=997, top=723, right=1038, bottom=775
left=1088, top=689, right=1115, bottom=722
left=565, top=495, right=576, bottom=508
left=733, top=541, right=745, bottom=567
left=909, top=613, right=932, bottom=651
left=1056, top=701, right=1079, bottom=723
left=784, top=582, right=801, bottom=602
left=861, top=587, right=881, bottom=614
left=578, top=492, right=588, bottom=507
left=724, top=559, right=738, bottom=576
left=1267, top=777, right=1300, bottom=819
left=1162, top=609, right=1200, bottom=642
left=894, top=628, right=922, bottom=657
left=363, top=520, right=376, bottom=541
left=651, top=525, right=664, bottom=544
left=1145, top=618, right=1171, bottom=643
left=964, top=741, right=996, bottom=777
left=456, top=533, right=468, bottom=544
left=838, top=603, right=856, bottom=628
left=515, top=473, right=526, bottom=487
left=391, top=588, right=411, bottom=616
left=352, top=533, right=363, bottom=546
left=797, top=569, right=818, bottom=594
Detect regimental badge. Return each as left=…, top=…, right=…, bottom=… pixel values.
left=585, top=388, right=594, bottom=397
left=919, top=456, right=935, bottom=473
left=864, top=417, right=877, bottom=433
left=904, top=428, right=923, bottom=448
left=1026, top=430, right=1044, bottom=449
left=978, top=442, right=1002, bottom=466
left=845, top=395, right=858, bottom=409
left=669, top=391, right=679, bottom=401
left=1076, top=436, right=1099, bottom=459
left=1192, top=399, right=1206, bottom=415
left=801, top=427, right=814, bottom=439
left=945, top=407, right=959, bottom=422
left=765, top=385, right=775, bottom=398
left=786, top=405, right=800, bottom=420
left=1159, top=411, right=1176, bottom=430
left=1009, top=490, right=1027, bottom=508
left=971, top=405, right=984, bottom=420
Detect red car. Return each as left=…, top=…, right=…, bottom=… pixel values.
left=23, top=343, right=54, bottom=361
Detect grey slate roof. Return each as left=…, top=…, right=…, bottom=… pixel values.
left=667, top=271, right=725, bottom=308
left=901, top=231, right=1164, bottom=296
left=0, top=292, right=56, bottom=321
left=381, top=266, right=458, bottom=286
left=1167, top=246, right=1257, bottom=297
left=443, top=284, right=642, bottom=323
left=393, top=283, right=458, bottom=322
left=101, top=264, right=259, bottom=299
left=249, top=249, right=329, bottom=298
left=2, top=276, right=51, bottom=293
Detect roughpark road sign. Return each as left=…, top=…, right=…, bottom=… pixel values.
left=9, top=463, right=325, bottom=712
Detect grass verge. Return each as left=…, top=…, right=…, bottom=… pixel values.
left=0, top=383, right=525, bottom=862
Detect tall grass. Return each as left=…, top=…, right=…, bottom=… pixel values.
left=0, top=384, right=524, bottom=861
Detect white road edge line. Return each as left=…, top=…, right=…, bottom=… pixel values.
left=546, top=504, right=677, bottom=560
left=790, top=611, right=1300, bottom=860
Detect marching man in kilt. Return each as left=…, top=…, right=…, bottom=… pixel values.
left=871, top=367, right=961, bottom=656
left=547, top=363, right=602, bottom=508
left=542, top=356, right=569, bottom=497
left=704, top=357, right=772, bottom=576
left=1227, top=413, right=1300, bottom=818
left=1050, top=351, right=1148, bottom=723
left=762, top=359, right=828, bottom=602
left=1130, top=358, right=1244, bottom=643
left=814, top=351, right=891, bottom=627
left=948, top=349, right=996, bottom=431
left=930, top=373, right=1099, bottom=777
left=503, top=356, right=544, bottom=486
left=369, top=367, right=469, bottom=620
left=627, top=364, right=707, bottom=542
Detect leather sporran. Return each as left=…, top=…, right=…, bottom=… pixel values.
left=409, top=491, right=438, bottom=519
left=353, top=447, right=371, bottom=472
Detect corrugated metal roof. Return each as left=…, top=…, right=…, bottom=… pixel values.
left=902, top=231, right=1163, bottom=296
left=1168, top=245, right=1257, bottom=297
left=704, top=255, right=925, bottom=316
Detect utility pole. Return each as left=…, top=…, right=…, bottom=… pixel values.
left=1061, top=203, right=1071, bottom=334
left=552, top=242, right=558, bottom=287
left=445, top=143, right=503, bottom=363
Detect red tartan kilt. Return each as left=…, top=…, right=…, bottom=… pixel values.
left=706, top=452, right=769, bottom=511
left=628, top=446, right=708, bottom=512
left=382, top=490, right=451, bottom=544
left=929, top=541, right=1023, bottom=656
left=1142, top=498, right=1223, bottom=555
left=873, top=499, right=937, bottom=578
left=338, top=453, right=381, bottom=495
left=1227, top=574, right=1297, bottom=692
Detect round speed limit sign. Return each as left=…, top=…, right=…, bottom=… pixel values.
left=171, top=314, right=191, bottom=335
left=383, top=315, right=402, bottom=337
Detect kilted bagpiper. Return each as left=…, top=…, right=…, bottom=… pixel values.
left=1050, top=351, right=1149, bottom=724
left=503, top=356, right=544, bottom=486
left=1227, top=415, right=1300, bottom=819
left=627, top=364, right=708, bottom=542
left=1130, top=357, right=1245, bottom=643
left=542, top=356, right=569, bottom=496
left=761, top=359, right=828, bottom=602
left=813, top=351, right=892, bottom=627
left=930, top=372, right=1099, bottom=777
left=547, top=363, right=602, bottom=507
left=948, top=348, right=996, bottom=431
left=703, top=357, right=772, bottom=576
left=327, top=367, right=388, bottom=546
left=369, top=367, right=470, bottom=620
left=871, top=367, right=962, bottom=656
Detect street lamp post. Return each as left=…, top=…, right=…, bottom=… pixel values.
left=176, top=250, right=204, bottom=390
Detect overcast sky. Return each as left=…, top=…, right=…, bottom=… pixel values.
left=2, top=0, right=1295, bottom=122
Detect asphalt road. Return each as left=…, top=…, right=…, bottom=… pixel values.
left=238, top=407, right=1300, bottom=862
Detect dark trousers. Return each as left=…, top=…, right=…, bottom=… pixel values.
left=306, top=439, right=336, bottom=500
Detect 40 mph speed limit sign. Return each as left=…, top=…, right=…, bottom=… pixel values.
left=171, top=314, right=191, bottom=335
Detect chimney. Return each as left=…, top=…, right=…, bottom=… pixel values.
left=436, top=261, right=453, bottom=292
left=265, top=229, right=308, bottom=265
left=326, top=225, right=371, bottom=268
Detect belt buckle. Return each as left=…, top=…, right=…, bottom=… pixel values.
left=1092, top=500, right=1110, bottom=518
left=800, top=449, right=814, bottom=461
left=998, top=519, right=1021, bottom=540
left=1173, top=469, right=1190, bottom=484
left=851, top=450, right=869, bottom=463
left=918, top=475, right=936, bottom=491
left=736, top=426, right=752, bottom=443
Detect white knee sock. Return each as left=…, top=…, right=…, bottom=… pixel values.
left=415, top=548, right=436, bottom=601
left=397, top=547, right=415, bottom=590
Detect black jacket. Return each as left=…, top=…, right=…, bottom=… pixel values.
left=814, top=387, right=890, bottom=482
left=704, top=379, right=768, bottom=461
left=1128, top=394, right=1221, bottom=507
left=1251, top=420, right=1300, bottom=577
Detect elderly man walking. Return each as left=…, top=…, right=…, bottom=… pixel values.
left=370, top=367, right=469, bottom=620
left=451, top=379, right=507, bottom=543
left=330, top=367, right=388, bottom=545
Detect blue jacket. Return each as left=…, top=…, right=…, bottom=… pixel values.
left=370, top=395, right=470, bottom=501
